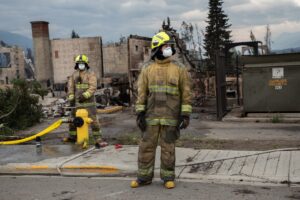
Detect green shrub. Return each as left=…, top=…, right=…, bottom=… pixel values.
left=0, top=79, right=44, bottom=133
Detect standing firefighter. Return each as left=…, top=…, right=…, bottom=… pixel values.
left=131, top=31, right=192, bottom=189
left=65, top=54, right=103, bottom=148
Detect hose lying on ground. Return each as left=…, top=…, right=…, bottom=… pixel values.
left=175, top=147, right=300, bottom=168
left=176, top=147, right=300, bottom=179
left=0, top=119, right=63, bottom=145
left=56, top=146, right=96, bottom=175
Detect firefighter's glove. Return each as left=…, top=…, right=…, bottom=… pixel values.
left=136, top=112, right=146, bottom=132
left=68, top=94, right=74, bottom=101
left=179, top=115, right=190, bottom=129
left=67, top=94, right=75, bottom=106
left=78, top=94, right=86, bottom=103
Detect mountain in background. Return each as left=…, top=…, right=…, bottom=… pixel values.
left=272, top=32, right=300, bottom=51
left=272, top=47, right=300, bottom=54
left=0, top=30, right=32, bottom=50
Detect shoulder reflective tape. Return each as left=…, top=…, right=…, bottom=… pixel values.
left=146, top=118, right=178, bottom=126
left=181, top=105, right=192, bottom=113
left=82, top=91, right=91, bottom=98
left=136, top=105, right=146, bottom=112
left=149, top=85, right=179, bottom=95
left=68, top=94, right=74, bottom=100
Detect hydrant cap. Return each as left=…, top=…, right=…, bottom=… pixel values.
left=76, top=109, right=89, bottom=118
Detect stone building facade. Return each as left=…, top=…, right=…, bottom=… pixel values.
left=31, top=21, right=103, bottom=90
left=31, top=21, right=152, bottom=99
left=31, top=21, right=53, bottom=87
left=103, top=35, right=151, bottom=75
left=51, top=37, right=103, bottom=85
left=0, top=46, right=25, bottom=85
left=103, top=41, right=128, bottom=75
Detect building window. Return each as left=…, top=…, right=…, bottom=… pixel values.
left=5, top=76, right=8, bottom=84
left=144, top=47, right=149, bottom=55
left=135, top=45, right=138, bottom=52
left=55, top=51, right=59, bottom=58
left=16, top=70, right=20, bottom=79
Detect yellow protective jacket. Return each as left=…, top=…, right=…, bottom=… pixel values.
left=136, top=58, right=192, bottom=126
left=67, top=70, right=97, bottom=107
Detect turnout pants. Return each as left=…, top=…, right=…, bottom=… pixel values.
left=137, top=125, right=178, bottom=181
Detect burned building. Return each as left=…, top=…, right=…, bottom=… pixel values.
left=31, top=21, right=152, bottom=94
left=103, top=35, right=151, bottom=76
left=31, top=21, right=103, bottom=90
left=102, top=35, right=151, bottom=89
left=30, top=21, right=162, bottom=105
left=31, top=21, right=53, bottom=87
left=101, top=35, right=151, bottom=105
left=103, top=41, right=128, bottom=75
left=0, top=46, right=26, bottom=85
left=51, top=37, right=103, bottom=86
left=127, top=35, right=152, bottom=86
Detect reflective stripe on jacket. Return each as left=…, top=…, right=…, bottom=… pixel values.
left=67, top=70, right=97, bottom=107
left=136, top=58, right=192, bottom=126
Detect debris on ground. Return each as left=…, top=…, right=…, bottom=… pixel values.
left=39, top=97, right=67, bottom=118
left=97, top=106, right=123, bottom=114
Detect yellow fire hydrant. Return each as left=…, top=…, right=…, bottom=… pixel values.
left=73, top=109, right=93, bottom=149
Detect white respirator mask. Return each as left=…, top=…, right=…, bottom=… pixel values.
left=162, top=47, right=173, bottom=58
left=78, top=63, right=86, bottom=70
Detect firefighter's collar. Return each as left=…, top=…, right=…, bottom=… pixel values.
left=154, top=57, right=172, bottom=65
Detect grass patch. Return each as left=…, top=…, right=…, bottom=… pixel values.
left=176, top=138, right=228, bottom=149
left=116, top=132, right=140, bottom=145
left=271, top=114, right=281, bottom=123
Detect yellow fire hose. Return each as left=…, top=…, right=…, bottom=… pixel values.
left=0, top=119, right=63, bottom=145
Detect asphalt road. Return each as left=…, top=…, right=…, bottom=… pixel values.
left=0, top=176, right=300, bottom=200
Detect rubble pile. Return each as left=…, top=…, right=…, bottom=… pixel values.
left=190, top=72, right=208, bottom=107
left=39, top=97, right=67, bottom=118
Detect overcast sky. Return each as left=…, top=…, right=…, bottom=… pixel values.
left=0, top=0, right=300, bottom=49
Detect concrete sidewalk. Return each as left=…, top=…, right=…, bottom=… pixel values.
left=0, top=145, right=299, bottom=185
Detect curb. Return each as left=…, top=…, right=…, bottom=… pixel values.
left=0, top=164, right=123, bottom=176
left=0, top=164, right=295, bottom=186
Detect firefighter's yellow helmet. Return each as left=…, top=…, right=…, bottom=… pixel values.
left=75, top=54, right=89, bottom=64
left=151, top=31, right=175, bottom=49
left=150, top=31, right=176, bottom=60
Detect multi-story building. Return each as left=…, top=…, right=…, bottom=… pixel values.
left=31, top=21, right=152, bottom=92
left=31, top=21, right=103, bottom=89
left=51, top=37, right=103, bottom=86
left=0, top=46, right=25, bottom=85
left=102, top=35, right=151, bottom=83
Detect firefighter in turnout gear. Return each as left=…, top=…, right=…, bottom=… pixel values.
left=131, top=31, right=192, bottom=189
left=65, top=54, right=104, bottom=148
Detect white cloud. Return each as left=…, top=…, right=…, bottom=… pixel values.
left=180, top=9, right=207, bottom=21
left=231, top=20, right=300, bottom=43
left=0, top=0, right=300, bottom=49
left=293, top=0, right=300, bottom=6
left=230, top=0, right=298, bottom=12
